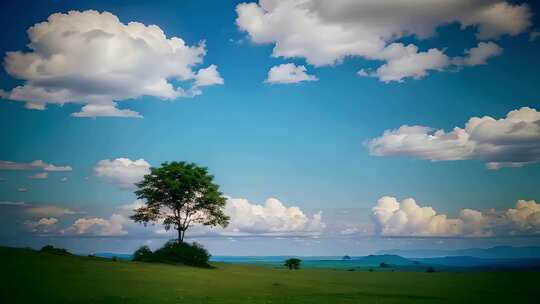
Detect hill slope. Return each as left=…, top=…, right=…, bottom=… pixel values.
left=0, top=246, right=538, bottom=304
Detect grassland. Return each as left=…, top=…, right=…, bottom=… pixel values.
left=0, top=246, right=538, bottom=304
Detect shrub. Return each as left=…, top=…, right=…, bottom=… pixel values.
left=426, top=266, right=436, bottom=273
left=133, top=246, right=153, bottom=262
left=134, top=241, right=211, bottom=267
left=284, top=258, right=301, bottom=270
left=40, top=245, right=71, bottom=255
left=379, top=262, right=391, bottom=268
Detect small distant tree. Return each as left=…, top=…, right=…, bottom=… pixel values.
left=426, top=266, right=436, bottom=273
left=284, top=258, right=301, bottom=270
left=379, top=262, right=391, bottom=268
left=131, top=162, right=230, bottom=242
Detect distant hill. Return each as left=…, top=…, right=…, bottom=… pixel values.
left=350, top=254, right=416, bottom=266
left=378, top=246, right=540, bottom=259
left=415, top=256, right=540, bottom=269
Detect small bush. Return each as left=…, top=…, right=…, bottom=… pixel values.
left=426, top=266, right=436, bottom=273
left=379, top=262, right=391, bottom=268
left=112, top=256, right=118, bottom=262
left=133, top=245, right=153, bottom=262
left=284, top=258, right=301, bottom=270
left=40, top=245, right=71, bottom=255
left=133, top=241, right=211, bottom=267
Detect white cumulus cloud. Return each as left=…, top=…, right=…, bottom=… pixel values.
left=367, top=107, right=540, bottom=169
left=194, top=64, right=225, bottom=87
left=265, top=63, right=318, bottom=84
left=372, top=196, right=540, bottom=237
left=1, top=10, right=223, bottom=118
left=94, top=158, right=151, bottom=189
left=223, top=197, right=325, bottom=236
left=25, top=217, right=59, bottom=233
left=236, top=0, right=529, bottom=82
left=62, top=214, right=127, bottom=236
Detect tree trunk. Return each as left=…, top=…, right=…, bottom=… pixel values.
left=178, top=228, right=183, bottom=243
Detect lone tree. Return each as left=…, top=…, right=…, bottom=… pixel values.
left=284, top=258, right=302, bottom=270
left=131, top=161, right=230, bottom=242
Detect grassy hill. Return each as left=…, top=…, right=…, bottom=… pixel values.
left=0, top=246, right=538, bottom=304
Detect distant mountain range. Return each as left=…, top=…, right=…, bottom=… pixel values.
left=377, top=246, right=540, bottom=259
left=93, top=246, right=540, bottom=271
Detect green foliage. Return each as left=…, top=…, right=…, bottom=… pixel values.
left=131, top=161, right=229, bottom=242
left=379, top=262, right=391, bottom=268
left=284, top=258, right=302, bottom=270
left=426, top=266, right=436, bottom=273
left=132, top=241, right=210, bottom=267
left=133, top=246, right=153, bottom=262
left=40, top=245, right=71, bottom=255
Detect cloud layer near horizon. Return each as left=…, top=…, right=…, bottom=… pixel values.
left=222, top=197, right=325, bottom=236
left=367, top=107, right=540, bottom=169
left=236, top=0, right=530, bottom=82
left=1, top=10, right=223, bottom=117
left=373, top=196, right=540, bottom=237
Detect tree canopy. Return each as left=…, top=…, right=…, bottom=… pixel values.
left=131, top=161, right=229, bottom=242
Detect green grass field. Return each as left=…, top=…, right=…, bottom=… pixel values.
left=1, top=247, right=538, bottom=304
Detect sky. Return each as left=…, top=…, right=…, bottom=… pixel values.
left=1, top=0, right=540, bottom=255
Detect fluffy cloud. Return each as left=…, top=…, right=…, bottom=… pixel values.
left=1, top=10, right=223, bottom=117
left=25, top=217, right=58, bottom=233
left=452, top=41, right=503, bottom=66
left=265, top=63, right=318, bottom=84
left=372, top=196, right=540, bottom=237
left=94, top=158, right=150, bottom=189
left=360, top=41, right=504, bottom=82
left=194, top=64, right=225, bottom=87
left=0, top=160, right=72, bottom=172
left=62, top=214, right=127, bottom=236
left=367, top=107, right=540, bottom=169
left=236, top=0, right=529, bottom=82
left=223, top=197, right=325, bottom=236
left=505, top=200, right=540, bottom=233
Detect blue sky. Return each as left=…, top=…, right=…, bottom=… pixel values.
left=1, top=0, right=540, bottom=255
